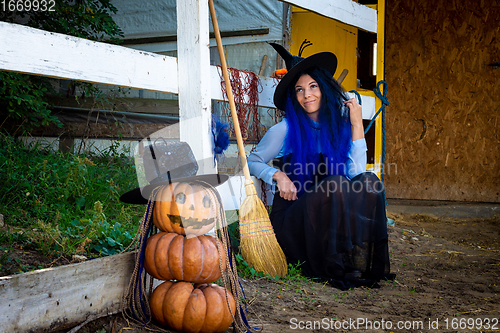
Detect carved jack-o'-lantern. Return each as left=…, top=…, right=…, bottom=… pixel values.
left=153, top=182, right=217, bottom=237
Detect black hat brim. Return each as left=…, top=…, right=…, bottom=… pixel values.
left=274, top=52, right=338, bottom=110
left=119, top=174, right=229, bottom=204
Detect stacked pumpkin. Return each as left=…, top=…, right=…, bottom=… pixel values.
left=144, top=182, right=236, bottom=333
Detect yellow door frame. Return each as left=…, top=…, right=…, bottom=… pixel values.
left=289, top=1, right=386, bottom=179
left=368, top=1, right=385, bottom=180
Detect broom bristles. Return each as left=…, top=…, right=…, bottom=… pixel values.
left=239, top=182, right=288, bottom=277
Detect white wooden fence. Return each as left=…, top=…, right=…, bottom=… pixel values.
left=0, top=0, right=379, bottom=331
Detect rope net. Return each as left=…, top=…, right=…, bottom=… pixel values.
left=216, top=66, right=283, bottom=207
left=216, top=65, right=262, bottom=143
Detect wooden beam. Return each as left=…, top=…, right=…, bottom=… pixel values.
left=281, top=0, right=377, bottom=33
left=0, top=22, right=277, bottom=108
left=47, top=96, right=179, bottom=114
left=0, top=252, right=135, bottom=332
left=177, top=0, right=215, bottom=174
left=121, top=28, right=270, bottom=45
left=373, top=0, right=387, bottom=179
left=0, top=22, right=179, bottom=94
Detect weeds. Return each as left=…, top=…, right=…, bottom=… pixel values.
left=231, top=238, right=309, bottom=283
left=226, top=212, right=309, bottom=282
left=0, top=133, right=143, bottom=271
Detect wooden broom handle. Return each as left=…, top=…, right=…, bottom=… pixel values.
left=208, top=0, right=252, bottom=183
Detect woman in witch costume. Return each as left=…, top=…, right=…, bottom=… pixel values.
left=248, top=41, right=393, bottom=289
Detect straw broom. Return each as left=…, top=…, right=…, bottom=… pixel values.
left=208, top=0, right=287, bottom=277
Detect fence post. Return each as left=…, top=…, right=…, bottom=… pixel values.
left=177, top=0, right=216, bottom=174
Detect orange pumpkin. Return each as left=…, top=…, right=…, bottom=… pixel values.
left=150, top=281, right=236, bottom=333
left=154, top=182, right=217, bottom=237
left=144, top=232, right=226, bottom=283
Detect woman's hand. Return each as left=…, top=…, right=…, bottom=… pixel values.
left=343, top=97, right=364, bottom=141
left=273, top=171, right=298, bottom=201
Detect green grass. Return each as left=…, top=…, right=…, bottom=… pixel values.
left=227, top=222, right=309, bottom=283
left=0, top=133, right=143, bottom=262
left=0, top=132, right=309, bottom=282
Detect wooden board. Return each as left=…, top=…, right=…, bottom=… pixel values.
left=177, top=0, right=215, bottom=174
left=25, top=122, right=169, bottom=141
left=0, top=22, right=278, bottom=109
left=384, top=0, right=500, bottom=202
left=0, top=22, right=179, bottom=95
left=47, top=96, right=180, bottom=115
left=283, top=0, right=377, bottom=33
left=0, top=252, right=135, bottom=332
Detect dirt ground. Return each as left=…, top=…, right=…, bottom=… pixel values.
left=59, top=211, right=500, bottom=333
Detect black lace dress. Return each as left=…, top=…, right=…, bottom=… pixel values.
left=270, top=155, right=392, bottom=290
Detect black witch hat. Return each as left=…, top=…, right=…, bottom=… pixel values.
left=270, top=40, right=338, bottom=110
left=119, top=139, right=228, bottom=204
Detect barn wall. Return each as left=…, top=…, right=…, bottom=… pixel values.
left=384, top=0, right=500, bottom=202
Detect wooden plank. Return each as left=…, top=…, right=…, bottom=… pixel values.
left=128, top=35, right=276, bottom=53
left=0, top=22, right=278, bottom=109
left=121, top=28, right=270, bottom=45
left=47, top=96, right=179, bottom=115
left=177, top=0, right=216, bottom=174
left=282, top=0, right=377, bottom=33
left=0, top=22, right=179, bottom=95
left=0, top=252, right=135, bottom=332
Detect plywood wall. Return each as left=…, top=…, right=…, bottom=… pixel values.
left=384, top=0, right=500, bottom=202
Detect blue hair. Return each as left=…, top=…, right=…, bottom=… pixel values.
left=283, top=67, right=352, bottom=193
left=212, top=114, right=229, bottom=166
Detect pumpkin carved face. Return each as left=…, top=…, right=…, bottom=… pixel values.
left=153, top=182, right=217, bottom=237
left=150, top=281, right=236, bottom=333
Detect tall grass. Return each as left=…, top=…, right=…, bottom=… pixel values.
left=0, top=133, right=144, bottom=259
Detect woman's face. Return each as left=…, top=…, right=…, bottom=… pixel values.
left=294, top=74, right=322, bottom=121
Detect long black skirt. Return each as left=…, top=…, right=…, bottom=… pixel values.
left=270, top=172, right=392, bottom=290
